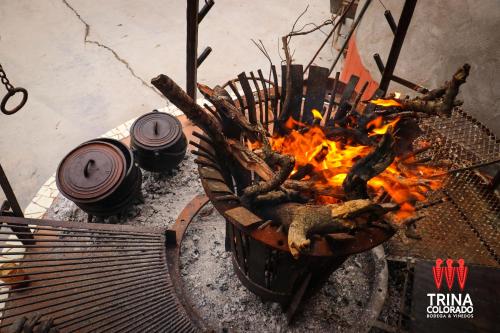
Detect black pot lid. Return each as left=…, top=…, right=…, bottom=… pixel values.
left=131, top=111, right=183, bottom=150
left=56, top=141, right=126, bottom=202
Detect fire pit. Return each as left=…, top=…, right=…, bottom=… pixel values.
left=150, top=61, right=475, bottom=320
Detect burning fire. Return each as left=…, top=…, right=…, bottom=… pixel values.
left=367, top=116, right=400, bottom=136
left=270, top=118, right=443, bottom=221
left=311, top=109, right=323, bottom=120
left=370, top=98, right=402, bottom=107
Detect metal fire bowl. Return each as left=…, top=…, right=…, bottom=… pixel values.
left=195, top=70, right=394, bottom=258
left=193, top=67, right=396, bottom=319
left=197, top=140, right=394, bottom=258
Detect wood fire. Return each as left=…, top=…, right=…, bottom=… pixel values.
left=151, top=63, right=470, bottom=259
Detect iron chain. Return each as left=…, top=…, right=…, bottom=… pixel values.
left=0, top=64, right=14, bottom=92
left=0, top=63, right=28, bottom=115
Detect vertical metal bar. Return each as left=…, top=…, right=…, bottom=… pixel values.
left=186, top=0, right=199, bottom=99
left=249, top=71, right=264, bottom=125
left=324, top=71, right=340, bottom=125
left=328, top=0, right=372, bottom=75
left=0, top=163, right=34, bottom=244
left=384, top=10, right=397, bottom=34
left=257, top=69, right=270, bottom=131
left=379, top=0, right=417, bottom=93
left=352, top=81, right=369, bottom=111
left=0, top=164, right=23, bottom=217
left=373, top=53, right=385, bottom=73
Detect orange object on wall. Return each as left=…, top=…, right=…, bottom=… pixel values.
left=340, top=35, right=379, bottom=99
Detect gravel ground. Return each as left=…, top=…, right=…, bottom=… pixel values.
left=46, top=151, right=383, bottom=332
left=180, top=203, right=381, bottom=332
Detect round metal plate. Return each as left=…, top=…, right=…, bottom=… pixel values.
left=131, top=112, right=183, bottom=150
left=57, top=141, right=126, bottom=202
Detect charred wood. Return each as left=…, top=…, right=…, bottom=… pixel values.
left=343, top=128, right=396, bottom=199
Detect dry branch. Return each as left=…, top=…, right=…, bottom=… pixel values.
left=283, top=180, right=345, bottom=199
left=374, top=64, right=471, bottom=117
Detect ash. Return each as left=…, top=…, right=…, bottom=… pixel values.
left=180, top=204, right=379, bottom=333
left=45, top=152, right=203, bottom=228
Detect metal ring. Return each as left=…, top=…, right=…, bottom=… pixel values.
left=1, top=87, right=28, bottom=115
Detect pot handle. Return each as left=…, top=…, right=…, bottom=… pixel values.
left=83, top=159, right=95, bottom=178
left=154, top=121, right=159, bottom=135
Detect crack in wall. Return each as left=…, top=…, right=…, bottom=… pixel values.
left=61, top=0, right=165, bottom=99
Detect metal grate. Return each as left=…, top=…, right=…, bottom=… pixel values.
left=386, top=108, right=500, bottom=267
left=421, top=108, right=500, bottom=167
left=0, top=216, right=198, bottom=333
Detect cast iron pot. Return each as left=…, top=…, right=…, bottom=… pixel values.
left=56, top=138, right=142, bottom=217
left=130, top=110, right=187, bottom=172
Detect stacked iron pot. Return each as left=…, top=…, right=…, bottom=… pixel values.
left=56, top=110, right=186, bottom=219
left=130, top=110, right=187, bottom=172
left=56, top=138, right=142, bottom=217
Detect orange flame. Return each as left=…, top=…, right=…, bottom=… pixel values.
left=370, top=98, right=402, bottom=107
left=269, top=117, right=444, bottom=221
left=312, top=109, right=323, bottom=120
left=368, top=117, right=401, bottom=136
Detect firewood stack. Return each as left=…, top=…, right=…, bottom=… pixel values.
left=150, top=63, right=469, bottom=258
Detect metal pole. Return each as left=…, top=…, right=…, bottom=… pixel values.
left=328, top=0, right=372, bottom=75
left=384, top=10, right=397, bottom=34
left=0, top=163, right=34, bottom=244
left=378, top=0, right=417, bottom=93
left=186, top=0, right=199, bottom=99
left=373, top=53, right=428, bottom=93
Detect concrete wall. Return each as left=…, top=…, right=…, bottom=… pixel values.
left=355, top=0, right=500, bottom=134
left=0, top=0, right=333, bottom=208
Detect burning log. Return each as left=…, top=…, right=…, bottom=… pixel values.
left=283, top=180, right=345, bottom=199
left=290, top=163, right=314, bottom=180
left=342, top=127, right=396, bottom=199
left=324, top=126, right=373, bottom=146
left=370, top=64, right=470, bottom=117
left=256, top=199, right=398, bottom=258
left=152, top=74, right=296, bottom=207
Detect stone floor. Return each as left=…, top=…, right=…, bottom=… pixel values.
left=0, top=0, right=341, bottom=209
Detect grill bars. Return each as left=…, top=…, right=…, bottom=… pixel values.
left=0, top=217, right=198, bottom=332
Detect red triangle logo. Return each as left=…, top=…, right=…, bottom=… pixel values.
left=432, top=258, right=444, bottom=290
left=457, top=258, right=468, bottom=291
left=444, top=258, right=455, bottom=290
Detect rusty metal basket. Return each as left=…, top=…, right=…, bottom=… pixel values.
left=196, top=64, right=500, bottom=319
left=196, top=65, right=396, bottom=319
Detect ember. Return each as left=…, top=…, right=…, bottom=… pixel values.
left=270, top=118, right=444, bottom=221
